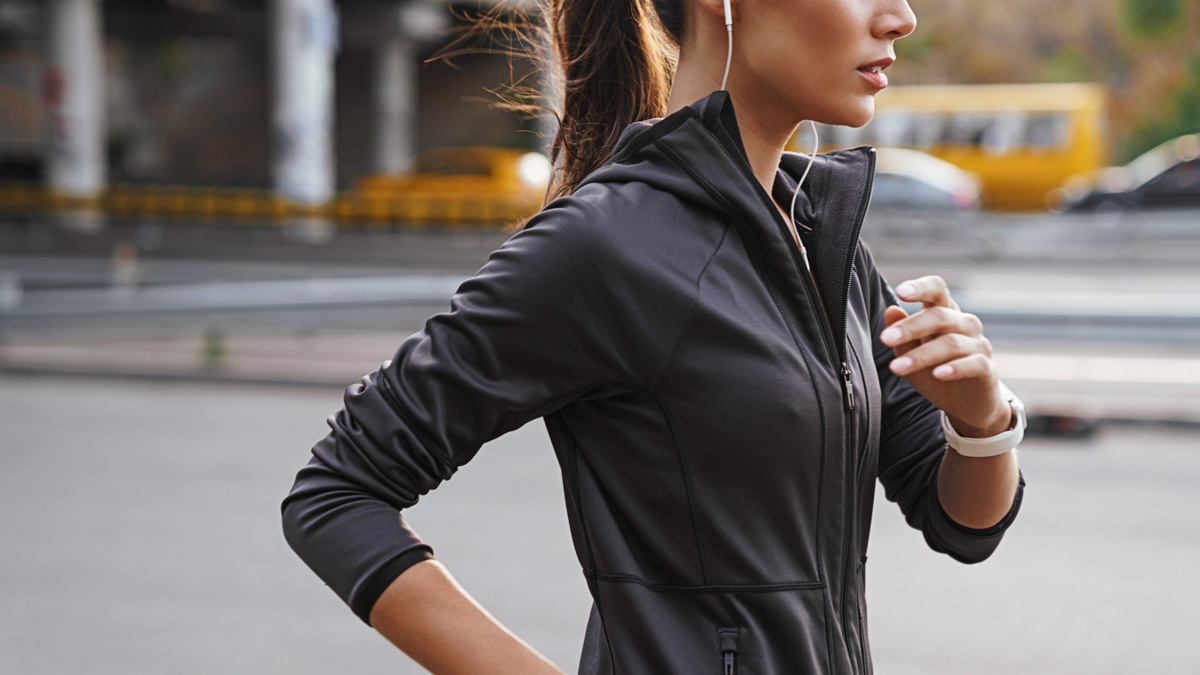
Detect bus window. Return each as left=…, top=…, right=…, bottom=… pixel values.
left=904, top=113, right=944, bottom=150
left=948, top=113, right=993, bottom=147
left=1025, top=113, right=1069, bottom=150
left=982, top=112, right=1026, bottom=156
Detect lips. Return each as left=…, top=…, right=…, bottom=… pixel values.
left=857, top=57, right=894, bottom=90
left=856, top=57, right=895, bottom=73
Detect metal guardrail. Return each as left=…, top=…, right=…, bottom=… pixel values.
left=0, top=184, right=537, bottom=228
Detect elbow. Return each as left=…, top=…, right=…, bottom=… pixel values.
left=922, top=523, right=1003, bottom=565
left=280, top=493, right=298, bottom=547
left=280, top=488, right=308, bottom=558
left=280, top=460, right=325, bottom=561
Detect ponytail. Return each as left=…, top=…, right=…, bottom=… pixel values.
left=543, top=0, right=678, bottom=203
left=429, top=1, right=682, bottom=221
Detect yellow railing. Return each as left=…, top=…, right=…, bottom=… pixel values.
left=0, top=183, right=539, bottom=229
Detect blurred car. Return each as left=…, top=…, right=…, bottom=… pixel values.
left=1054, top=133, right=1200, bottom=213
left=350, top=147, right=549, bottom=205
left=869, top=147, right=982, bottom=212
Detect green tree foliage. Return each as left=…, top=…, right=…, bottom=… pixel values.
left=1120, top=0, right=1187, bottom=41
left=895, top=0, right=1199, bottom=164
left=1116, top=0, right=1198, bottom=160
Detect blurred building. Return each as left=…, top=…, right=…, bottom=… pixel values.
left=0, top=0, right=543, bottom=203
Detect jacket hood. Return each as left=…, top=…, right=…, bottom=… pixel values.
left=579, top=90, right=877, bottom=346
left=582, top=90, right=875, bottom=230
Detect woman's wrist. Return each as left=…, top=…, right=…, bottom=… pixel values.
left=948, top=401, right=1013, bottom=439
left=371, top=560, right=565, bottom=675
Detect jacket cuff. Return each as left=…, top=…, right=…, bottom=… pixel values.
left=928, top=470, right=1025, bottom=563
left=352, top=546, right=435, bottom=625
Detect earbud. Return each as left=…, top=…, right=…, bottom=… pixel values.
left=723, top=0, right=732, bottom=25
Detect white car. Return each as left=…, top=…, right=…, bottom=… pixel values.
left=870, top=147, right=982, bottom=212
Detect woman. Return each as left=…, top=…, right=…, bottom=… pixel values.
left=282, top=0, right=1026, bottom=673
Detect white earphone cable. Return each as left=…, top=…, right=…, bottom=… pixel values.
left=789, top=120, right=819, bottom=233
left=722, top=6, right=818, bottom=238
left=721, top=25, right=732, bottom=92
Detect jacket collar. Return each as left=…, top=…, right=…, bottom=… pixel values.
left=583, top=91, right=876, bottom=353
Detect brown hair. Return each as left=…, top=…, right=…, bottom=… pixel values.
left=430, top=1, right=683, bottom=218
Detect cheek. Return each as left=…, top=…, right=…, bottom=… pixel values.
left=766, top=4, right=867, bottom=78
left=805, top=1, right=869, bottom=57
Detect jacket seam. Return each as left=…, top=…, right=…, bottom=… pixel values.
left=648, top=213, right=731, bottom=391
left=604, top=109, right=696, bottom=167
left=555, top=416, right=619, bottom=672
left=653, top=139, right=739, bottom=214
left=649, top=391, right=713, bottom=585
left=591, top=572, right=824, bottom=594
left=742, top=223, right=836, bottom=665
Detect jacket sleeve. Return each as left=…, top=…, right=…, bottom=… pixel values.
left=859, top=244, right=1025, bottom=564
left=281, top=195, right=684, bottom=624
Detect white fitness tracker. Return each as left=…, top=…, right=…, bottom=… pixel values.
left=941, top=381, right=1026, bottom=458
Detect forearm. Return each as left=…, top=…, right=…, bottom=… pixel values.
left=369, top=559, right=566, bottom=675
left=936, top=445, right=1020, bottom=530
left=936, top=394, right=1022, bottom=530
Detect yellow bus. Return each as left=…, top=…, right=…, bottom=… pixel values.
left=790, top=83, right=1110, bottom=211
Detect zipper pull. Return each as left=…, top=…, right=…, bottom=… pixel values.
left=842, top=361, right=854, bottom=412
left=724, top=651, right=736, bottom=674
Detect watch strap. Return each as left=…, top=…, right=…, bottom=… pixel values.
left=941, top=386, right=1026, bottom=458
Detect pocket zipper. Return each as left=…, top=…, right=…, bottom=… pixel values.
left=718, top=627, right=740, bottom=675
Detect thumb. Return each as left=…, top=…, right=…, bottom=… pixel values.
left=883, top=304, right=908, bottom=327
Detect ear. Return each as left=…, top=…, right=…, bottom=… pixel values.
left=695, top=0, right=738, bottom=23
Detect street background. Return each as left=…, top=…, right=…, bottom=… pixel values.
left=3, top=0, right=1200, bottom=673
left=3, top=211, right=1200, bottom=674
left=2, top=375, right=1199, bottom=674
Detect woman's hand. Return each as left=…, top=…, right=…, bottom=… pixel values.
left=878, top=275, right=1012, bottom=438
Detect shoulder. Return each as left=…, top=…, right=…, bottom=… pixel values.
left=463, top=181, right=722, bottom=315
left=509, top=180, right=730, bottom=286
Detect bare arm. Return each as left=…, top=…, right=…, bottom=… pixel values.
left=937, top=445, right=1020, bottom=529
left=369, top=560, right=566, bottom=675
left=879, top=275, right=1021, bottom=529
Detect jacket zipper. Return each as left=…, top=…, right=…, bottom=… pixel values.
left=713, top=118, right=876, bottom=672
left=763, top=149, right=869, bottom=674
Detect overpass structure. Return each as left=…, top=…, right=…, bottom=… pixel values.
left=22, top=0, right=540, bottom=206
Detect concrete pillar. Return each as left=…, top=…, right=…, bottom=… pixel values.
left=270, top=0, right=339, bottom=205
left=44, top=0, right=105, bottom=197
left=374, top=36, right=416, bottom=174
left=367, top=1, right=448, bottom=175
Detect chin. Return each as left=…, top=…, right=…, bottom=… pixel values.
left=840, top=99, right=877, bottom=128
left=813, top=98, right=875, bottom=129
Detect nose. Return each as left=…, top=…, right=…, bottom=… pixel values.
left=874, top=0, right=917, bottom=41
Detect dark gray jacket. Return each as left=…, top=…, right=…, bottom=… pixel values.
left=282, top=91, right=1024, bottom=675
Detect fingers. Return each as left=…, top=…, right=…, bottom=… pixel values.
left=894, top=275, right=959, bottom=310
left=879, top=306, right=983, bottom=348
left=883, top=304, right=908, bottom=327
left=928, top=353, right=995, bottom=381
left=888, top=332, right=993, bottom=377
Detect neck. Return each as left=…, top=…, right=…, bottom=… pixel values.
left=664, top=46, right=800, bottom=204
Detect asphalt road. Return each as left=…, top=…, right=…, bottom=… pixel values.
left=1, top=376, right=1198, bottom=674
